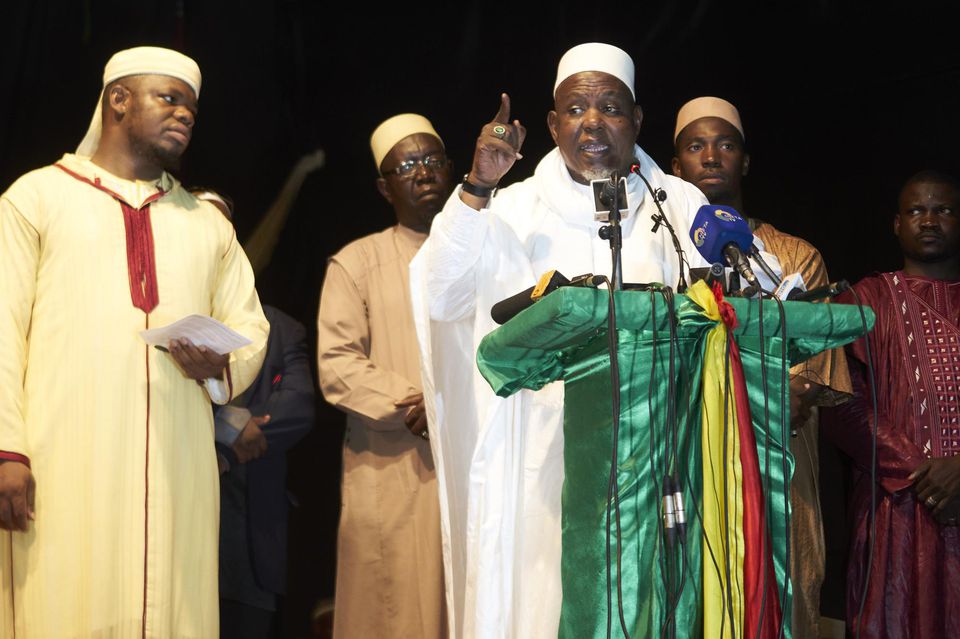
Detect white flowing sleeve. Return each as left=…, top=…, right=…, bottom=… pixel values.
left=423, top=188, right=491, bottom=322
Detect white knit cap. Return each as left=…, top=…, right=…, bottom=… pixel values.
left=554, top=43, right=635, bottom=99
left=76, top=46, right=202, bottom=157
left=674, top=96, right=744, bottom=142
left=370, top=114, right=443, bottom=171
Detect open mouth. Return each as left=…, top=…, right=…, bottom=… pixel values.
left=579, top=142, right=610, bottom=154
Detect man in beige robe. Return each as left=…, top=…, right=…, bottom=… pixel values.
left=673, top=96, right=852, bottom=638
left=0, top=47, right=268, bottom=639
left=317, top=114, right=453, bottom=639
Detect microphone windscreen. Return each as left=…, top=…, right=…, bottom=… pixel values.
left=490, top=285, right=537, bottom=325
left=490, top=271, right=574, bottom=324
left=689, top=205, right=754, bottom=264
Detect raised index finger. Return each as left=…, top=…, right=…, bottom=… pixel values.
left=494, top=93, right=511, bottom=124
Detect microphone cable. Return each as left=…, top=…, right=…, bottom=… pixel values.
left=679, top=373, right=727, bottom=632
left=655, top=290, right=728, bottom=639
left=755, top=294, right=794, bottom=639
left=754, top=295, right=774, bottom=639
left=601, top=276, right=632, bottom=639
left=647, top=291, right=670, bottom=634
left=772, top=297, right=792, bottom=639
left=847, top=286, right=878, bottom=639
left=659, top=288, right=690, bottom=639
left=720, top=330, right=738, bottom=636
left=629, top=161, right=690, bottom=293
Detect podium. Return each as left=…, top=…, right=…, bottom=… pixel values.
left=476, top=284, right=873, bottom=639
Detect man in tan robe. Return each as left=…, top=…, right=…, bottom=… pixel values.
left=673, top=97, right=852, bottom=638
left=317, top=114, right=453, bottom=639
left=0, top=47, right=268, bottom=638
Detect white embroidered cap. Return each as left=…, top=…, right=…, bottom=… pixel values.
left=554, top=42, right=635, bottom=99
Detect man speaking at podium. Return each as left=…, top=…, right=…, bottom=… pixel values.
left=410, top=43, right=707, bottom=638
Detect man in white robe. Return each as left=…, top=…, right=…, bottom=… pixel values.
left=0, top=47, right=268, bottom=639
left=410, top=43, right=710, bottom=638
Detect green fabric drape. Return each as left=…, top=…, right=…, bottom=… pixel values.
left=476, top=288, right=873, bottom=638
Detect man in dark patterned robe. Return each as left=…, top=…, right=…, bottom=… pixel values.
left=826, top=170, right=960, bottom=638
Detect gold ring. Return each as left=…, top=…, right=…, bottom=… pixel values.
left=492, top=125, right=506, bottom=138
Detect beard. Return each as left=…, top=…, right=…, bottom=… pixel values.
left=580, top=166, right=616, bottom=182
left=701, top=183, right=737, bottom=206
left=129, top=132, right=183, bottom=173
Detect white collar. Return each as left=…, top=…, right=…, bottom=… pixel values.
left=533, top=145, right=658, bottom=229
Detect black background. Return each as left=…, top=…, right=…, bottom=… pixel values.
left=2, top=1, right=958, bottom=635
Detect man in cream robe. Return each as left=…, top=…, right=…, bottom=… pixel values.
left=410, top=44, right=709, bottom=638
left=672, top=96, right=853, bottom=638
left=0, top=47, right=268, bottom=639
left=318, top=114, right=453, bottom=639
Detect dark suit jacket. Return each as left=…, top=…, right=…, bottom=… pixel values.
left=217, top=305, right=315, bottom=596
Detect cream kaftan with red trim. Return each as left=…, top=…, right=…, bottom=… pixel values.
left=0, top=154, right=268, bottom=638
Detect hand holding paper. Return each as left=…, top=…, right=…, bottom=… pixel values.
left=140, top=314, right=252, bottom=355
left=167, top=338, right=229, bottom=380
left=141, top=315, right=252, bottom=381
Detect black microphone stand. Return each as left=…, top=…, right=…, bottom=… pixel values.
left=598, top=170, right=623, bottom=291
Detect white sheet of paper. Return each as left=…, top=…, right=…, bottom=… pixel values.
left=139, top=314, right=251, bottom=355
left=774, top=272, right=808, bottom=300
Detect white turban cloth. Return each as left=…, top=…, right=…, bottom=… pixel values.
left=554, top=42, right=635, bottom=99
left=674, top=96, right=744, bottom=143
left=369, top=114, right=443, bottom=172
left=76, top=46, right=202, bottom=157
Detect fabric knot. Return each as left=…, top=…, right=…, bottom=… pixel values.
left=712, top=281, right=739, bottom=329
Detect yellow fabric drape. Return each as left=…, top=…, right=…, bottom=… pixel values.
left=689, top=281, right=747, bottom=639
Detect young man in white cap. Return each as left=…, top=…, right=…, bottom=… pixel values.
left=672, top=96, right=852, bottom=638
left=0, top=46, right=268, bottom=638
left=409, top=43, right=709, bottom=639
left=317, top=114, right=454, bottom=639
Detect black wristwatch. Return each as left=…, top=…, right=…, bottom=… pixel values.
left=461, top=174, right=497, bottom=199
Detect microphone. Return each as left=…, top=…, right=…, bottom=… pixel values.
left=787, top=280, right=850, bottom=302
left=490, top=270, right=605, bottom=324
left=628, top=157, right=666, bottom=204
left=591, top=176, right=628, bottom=222
left=629, top=157, right=689, bottom=292
left=748, top=246, right=782, bottom=287
left=705, top=262, right=726, bottom=293
left=689, top=205, right=761, bottom=295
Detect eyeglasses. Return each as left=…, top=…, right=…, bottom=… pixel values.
left=381, top=154, right=450, bottom=178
